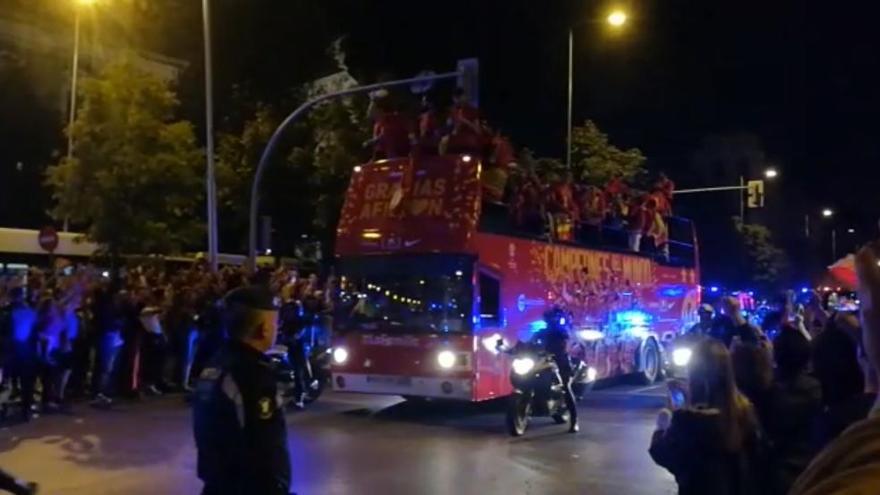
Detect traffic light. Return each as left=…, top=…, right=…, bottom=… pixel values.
left=747, top=180, right=765, bottom=208
left=456, top=58, right=479, bottom=107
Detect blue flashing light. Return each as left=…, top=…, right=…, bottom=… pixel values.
left=615, top=310, right=652, bottom=327
left=659, top=286, right=685, bottom=298
left=800, top=287, right=809, bottom=294
left=559, top=317, right=567, bottom=326
left=748, top=291, right=755, bottom=297
left=709, top=286, right=720, bottom=293
left=528, top=320, right=548, bottom=333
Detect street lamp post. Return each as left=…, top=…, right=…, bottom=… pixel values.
left=65, top=0, right=96, bottom=231
left=566, top=9, right=627, bottom=169
left=819, top=208, right=837, bottom=262
left=566, top=28, right=573, bottom=170
left=202, top=0, right=218, bottom=272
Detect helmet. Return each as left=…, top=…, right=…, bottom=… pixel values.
left=543, top=306, right=572, bottom=330
left=698, top=304, right=715, bottom=316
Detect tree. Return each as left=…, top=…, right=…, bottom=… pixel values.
left=215, top=91, right=371, bottom=257
left=45, top=60, right=203, bottom=257
left=515, top=148, right=565, bottom=178
left=288, top=94, right=372, bottom=256
left=732, top=217, right=789, bottom=290
left=571, top=120, right=646, bottom=186
left=215, top=102, right=283, bottom=252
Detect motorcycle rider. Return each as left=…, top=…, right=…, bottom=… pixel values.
left=533, top=307, right=580, bottom=433
left=278, top=294, right=306, bottom=409
left=687, top=304, right=715, bottom=337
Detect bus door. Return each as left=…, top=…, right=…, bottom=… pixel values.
left=474, top=265, right=509, bottom=400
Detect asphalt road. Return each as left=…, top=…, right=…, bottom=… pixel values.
left=0, top=385, right=674, bottom=495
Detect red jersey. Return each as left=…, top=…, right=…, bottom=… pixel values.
left=451, top=103, right=481, bottom=134
left=657, top=177, right=675, bottom=199
left=374, top=112, right=413, bottom=158
left=605, top=177, right=628, bottom=197
left=491, top=135, right=516, bottom=168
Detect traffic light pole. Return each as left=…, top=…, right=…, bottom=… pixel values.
left=247, top=70, right=465, bottom=270
left=673, top=177, right=751, bottom=219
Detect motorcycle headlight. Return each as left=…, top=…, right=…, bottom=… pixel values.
left=512, top=357, right=536, bottom=375
left=586, top=366, right=598, bottom=382
left=437, top=350, right=456, bottom=369
left=672, top=347, right=692, bottom=367
left=333, top=347, right=349, bottom=365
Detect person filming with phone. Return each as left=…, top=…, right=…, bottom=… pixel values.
left=649, top=338, right=765, bottom=495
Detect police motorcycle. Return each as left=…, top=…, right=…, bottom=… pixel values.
left=498, top=309, right=589, bottom=436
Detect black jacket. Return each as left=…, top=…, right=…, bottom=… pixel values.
left=763, top=373, right=823, bottom=495
left=650, top=407, right=763, bottom=495
left=192, top=341, right=291, bottom=495
left=812, top=392, right=877, bottom=451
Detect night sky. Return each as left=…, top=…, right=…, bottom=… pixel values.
left=3, top=0, right=879, bottom=281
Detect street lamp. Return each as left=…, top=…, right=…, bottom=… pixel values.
left=566, top=8, right=629, bottom=169
left=818, top=209, right=839, bottom=261
left=65, top=0, right=99, bottom=231
left=203, top=0, right=219, bottom=272
left=764, top=168, right=778, bottom=179
left=607, top=10, right=628, bottom=27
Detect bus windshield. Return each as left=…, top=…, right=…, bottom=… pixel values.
left=337, top=254, right=474, bottom=334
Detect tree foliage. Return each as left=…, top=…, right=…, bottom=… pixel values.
left=215, top=91, right=371, bottom=256
left=733, top=217, right=789, bottom=289
left=214, top=102, right=280, bottom=251
left=45, top=61, right=203, bottom=255
left=515, top=148, right=565, bottom=178
left=571, top=120, right=646, bottom=185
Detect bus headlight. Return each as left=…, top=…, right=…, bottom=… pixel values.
left=672, top=347, right=692, bottom=367
left=437, top=350, right=456, bottom=369
left=512, top=357, right=535, bottom=375
left=333, top=347, right=349, bottom=365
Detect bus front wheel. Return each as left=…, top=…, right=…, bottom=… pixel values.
left=637, top=338, right=661, bottom=385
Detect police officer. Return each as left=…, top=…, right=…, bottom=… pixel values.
left=192, top=286, right=293, bottom=495
left=687, top=304, right=715, bottom=337
left=535, top=307, right=579, bottom=433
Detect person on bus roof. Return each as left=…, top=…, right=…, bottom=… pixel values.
left=365, top=95, right=415, bottom=160
left=605, top=172, right=629, bottom=199
left=417, top=94, right=448, bottom=155
left=655, top=172, right=675, bottom=211
left=440, top=88, right=483, bottom=155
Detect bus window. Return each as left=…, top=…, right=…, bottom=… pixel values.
left=479, top=271, right=501, bottom=327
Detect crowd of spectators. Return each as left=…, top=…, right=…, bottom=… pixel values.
left=651, top=246, right=880, bottom=495
left=505, top=170, right=675, bottom=255
left=0, top=263, right=336, bottom=420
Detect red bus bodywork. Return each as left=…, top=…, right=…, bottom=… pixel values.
left=331, top=155, right=700, bottom=401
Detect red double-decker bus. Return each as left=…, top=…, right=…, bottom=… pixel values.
left=329, top=154, right=700, bottom=401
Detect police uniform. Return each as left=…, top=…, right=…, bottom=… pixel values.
left=192, top=287, right=291, bottom=495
